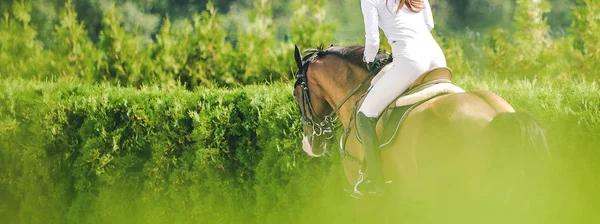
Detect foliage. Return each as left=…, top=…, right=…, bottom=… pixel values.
left=570, top=0, right=600, bottom=64
left=0, top=0, right=599, bottom=223
left=2, top=0, right=598, bottom=87
left=0, top=77, right=598, bottom=223
left=0, top=1, right=51, bottom=79
left=0, top=0, right=335, bottom=88
left=437, top=0, right=600, bottom=83
left=289, top=0, right=337, bottom=49
left=51, top=1, right=99, bottom=80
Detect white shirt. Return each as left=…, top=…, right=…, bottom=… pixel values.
left=361, top=0, right=435, bottom=62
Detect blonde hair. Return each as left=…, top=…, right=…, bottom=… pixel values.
left=386, top=0, right=424, bottom=13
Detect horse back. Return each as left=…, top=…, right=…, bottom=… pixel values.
left=377, top=90, right=516, bottom=201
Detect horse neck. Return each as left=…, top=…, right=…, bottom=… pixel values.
left=316, top=61, right=370, bottom=128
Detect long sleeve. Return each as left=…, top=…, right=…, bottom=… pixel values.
left=361, top=0, right=379, bottom=63
left=423, top=0, right=434, bottom=31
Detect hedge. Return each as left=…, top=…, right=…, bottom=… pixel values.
left=0, top=78, right=598, bottom=223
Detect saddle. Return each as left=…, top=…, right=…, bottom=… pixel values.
left=356, top=65, right=465, bottom=147
left=370, top=64, right=453, bottom=89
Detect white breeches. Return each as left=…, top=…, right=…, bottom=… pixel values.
left=358, top=40, right=446, bottom=118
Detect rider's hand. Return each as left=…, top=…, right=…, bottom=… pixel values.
left=366, top=62, right=376, bottom=72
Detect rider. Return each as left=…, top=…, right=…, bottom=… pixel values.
left=358, top=0, right=447, bottom=195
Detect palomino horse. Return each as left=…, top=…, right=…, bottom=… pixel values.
left=292, top=45, right=548, bottom=213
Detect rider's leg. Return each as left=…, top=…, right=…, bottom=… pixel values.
left=359, top=56, right=422, bottom=117
left=357, top=56, right=423, bottom=196
left=356, top=111, right=384, bottom=195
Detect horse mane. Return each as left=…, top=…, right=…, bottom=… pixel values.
left=303, top=45, right=391, bottom=72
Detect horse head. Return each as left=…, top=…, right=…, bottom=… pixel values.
left=293, top=45, right=335, bottom=157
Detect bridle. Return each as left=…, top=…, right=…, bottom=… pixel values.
left=294, top=53, right=374, bottom=154
left=295, top=56, right=338, bottom=140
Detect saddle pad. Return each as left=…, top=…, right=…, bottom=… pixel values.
left=395, top=82, right=465, bottom=107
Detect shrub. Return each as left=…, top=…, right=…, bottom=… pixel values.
left=1, top=78, right=599, bottom=223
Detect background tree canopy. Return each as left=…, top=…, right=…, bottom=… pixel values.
left=0, top=0, right=596, bottom=89
left=0, top=0, right=577, bottom=44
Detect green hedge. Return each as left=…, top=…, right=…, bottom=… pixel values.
left=0, top=78, right=599, bottom=223
left=0, top=79, right=353, bottom=223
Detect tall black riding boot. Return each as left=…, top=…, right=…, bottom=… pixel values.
left=357, top=112, right=384, bottom=196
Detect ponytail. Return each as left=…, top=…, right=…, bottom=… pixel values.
left=386, top=0, right=424, bottom=13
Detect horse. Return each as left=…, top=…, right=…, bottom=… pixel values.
left=292, top=44, right=549, bottom=221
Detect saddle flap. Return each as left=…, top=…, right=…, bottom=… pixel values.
left=410, top=67, right=453, bottom=88
left=374, top=82, right=465, bottom=147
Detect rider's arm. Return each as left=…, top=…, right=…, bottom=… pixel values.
left=423, top=0, right=434, bottom=31
left=361, top=0, right=379, bottom=63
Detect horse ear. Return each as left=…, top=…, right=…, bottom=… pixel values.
left=294, top=44, right=303, bottom=70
